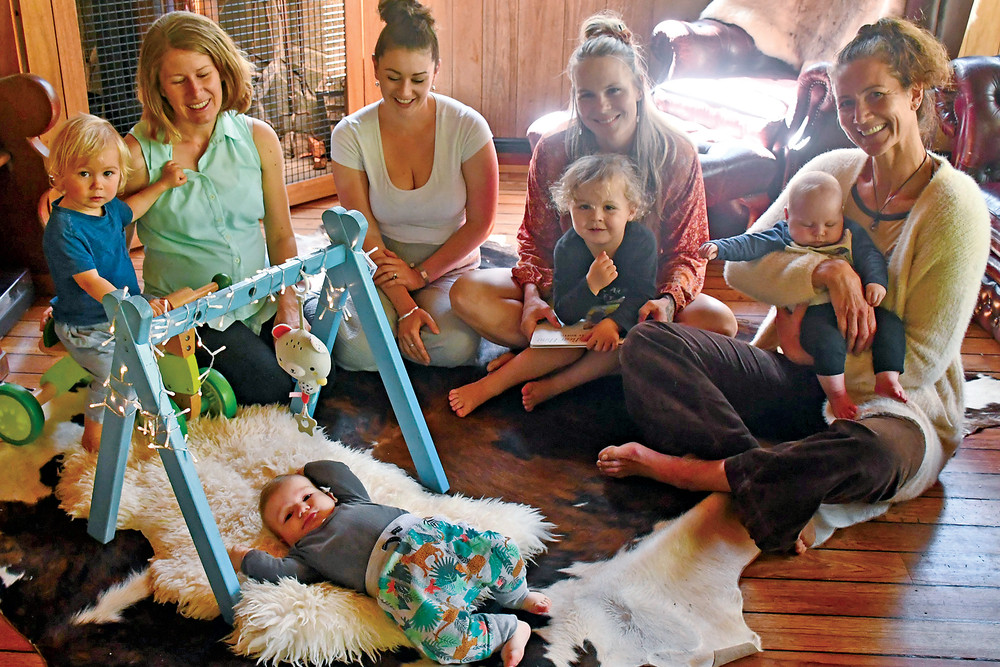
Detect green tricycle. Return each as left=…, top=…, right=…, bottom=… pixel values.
left=0, top=275, right=239, bottom=446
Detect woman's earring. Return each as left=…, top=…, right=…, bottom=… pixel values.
left=375, top=81, right=380, bottom=87
left=432, top=85, right=437, bottom=91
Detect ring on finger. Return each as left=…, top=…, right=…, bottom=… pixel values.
left=393, top=272, right=398, bottom=280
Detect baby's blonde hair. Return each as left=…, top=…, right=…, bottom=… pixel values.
left=550, top=153, right=649, bottom=219
left=47, top=114, right=132, bottom=195
left=787, top=171, right=843, bottom=212
left=258, top=473, right=299, bottom=531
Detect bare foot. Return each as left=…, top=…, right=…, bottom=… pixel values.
left=82, top=419, right=102, bottom=453
left=827, top=391, right=858, bottom=420
left=521, top=380, right=560, bottom=412
left=500, top=620, right=531, bottom=667
left=596, top=442, right=729, bottom=491
left=519, top=591, right=551, bottom=616
left=487, top=351, right=516, bottom=373
left=794, top=519, right=817, bottom=555
left=874, top=372, right=908, bottom=404
left=448, top=382, right=492, bottom=418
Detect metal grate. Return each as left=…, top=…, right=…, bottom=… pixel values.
left=78, top=0, right=346, bottom=185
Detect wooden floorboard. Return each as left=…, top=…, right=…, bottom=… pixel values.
left=2, top=161, right=1000, bottom=663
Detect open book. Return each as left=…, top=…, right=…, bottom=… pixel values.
left=530, top=321, right=624, bottom=348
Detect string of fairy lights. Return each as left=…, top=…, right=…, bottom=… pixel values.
left=83, top=253, right=352, bottom=455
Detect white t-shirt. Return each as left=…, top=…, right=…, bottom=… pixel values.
left=329, top=93, right=492, bottom=245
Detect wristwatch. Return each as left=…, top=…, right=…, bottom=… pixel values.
left=411, top=262, right=430, bottom=285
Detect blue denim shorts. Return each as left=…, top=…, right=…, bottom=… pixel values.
left=54, top=320, right=115, bottom=423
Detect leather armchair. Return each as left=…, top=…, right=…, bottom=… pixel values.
left=936, top=56, right=1000, bottom=341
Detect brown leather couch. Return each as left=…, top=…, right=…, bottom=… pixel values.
left=936, top=56, right=1000, bottom=342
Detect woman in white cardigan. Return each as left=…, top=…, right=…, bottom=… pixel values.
left=596, top=18, right=990, bottom=553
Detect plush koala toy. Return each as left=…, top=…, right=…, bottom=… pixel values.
left=272, top=324, right=332, bottom=397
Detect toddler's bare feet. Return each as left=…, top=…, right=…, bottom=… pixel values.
left=487, top=351, right=516, bottom=373
left=521, top=380, right=560, bottom=412
left=874, top=372, right=908, bottom=404
left=794, top=519, right=817, bottom=555
left=501, top=620, right=531, bottom=667
left=448, top=382, right=490, bottom=418
left=519, top=591, right=551, bottom=615
left=827, top=391, right=858, bottom=420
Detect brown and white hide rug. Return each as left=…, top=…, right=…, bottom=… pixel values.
left=539, top=494, right=762, bottom=667
left=699, top=0, right=906, bottom=70
left=53, top=405, right=554, bottom=665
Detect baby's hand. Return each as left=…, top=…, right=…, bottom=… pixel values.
left=583, top=317, right=622, bottom=352
left=698, top=242, right=719, bottom=260
left=159, top=160, right=188, bottom=189
left=228, top=546, right=250, bottom=574
left=587, top=252, right=618, bottom=294
left=865, top=283, right=886, bottom=307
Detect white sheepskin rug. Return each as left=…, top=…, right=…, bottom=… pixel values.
left=53, top=405, right=554, bottom=665
left=539, top=494, right=762, bottom=667
left=700, top=0, right=906, bottom=70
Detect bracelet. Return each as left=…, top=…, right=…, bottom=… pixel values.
left=398, top=305, right=420, bottom=321
left=409, top=262, right=430, bottom=285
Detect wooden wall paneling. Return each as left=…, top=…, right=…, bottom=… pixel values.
left=343, top=0, right=366, bottom=114
left=50, top=0, right=87, bottom=119
left=17, top=0, right=87, bottom=144
left=514, top=0, right=568, bottom=137
left=959, top=0, right=1000, bottom=55
left=447, top=0, right=485, bottom=113
left=426, top=0, right=453, bottom=96
left=0, top=0, right=20, bottom=76
left=481, top=0, right=519, bottom=138
left=362, top=0, right=382, bottom=109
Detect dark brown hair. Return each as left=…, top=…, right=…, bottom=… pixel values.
left=374, top=0, right=439, bottom=63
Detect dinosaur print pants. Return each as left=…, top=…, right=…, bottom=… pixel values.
left=376, top=517, right=529, bottom=663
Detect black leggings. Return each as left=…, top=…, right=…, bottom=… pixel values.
left=620, top=321, right=923, bottom=553
left=194, top=318, right=295, bottom=406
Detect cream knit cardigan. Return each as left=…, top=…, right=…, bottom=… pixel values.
left=725, top=149, right=990, bottom=540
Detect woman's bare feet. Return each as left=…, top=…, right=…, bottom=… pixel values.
left=487, top=351, right=516, bottom=373
left=597, top=442, right=730, bottom=492
left=519, top=590, right=552, bottom=615
left=500, top=620, right=532, bottom=667
left=874, top=371, right=908, bottom=404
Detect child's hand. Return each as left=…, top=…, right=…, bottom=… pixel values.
left=865, top=283, right=886, bottom=307
left=698, top=242, right=719, bottom=260
left=583, top=317, right=622, bottom=352
left=587, top=252, right=618, bottom=295
left=149, top=298, right=169, bottom=316
left=159, top=160, right=188, bottom=189
left=228, top=546, right=250, bottom=574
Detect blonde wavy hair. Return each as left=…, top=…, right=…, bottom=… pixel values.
left=47, top=113, right=132, bottom=195
left=136, top=11, right=254, bottom=143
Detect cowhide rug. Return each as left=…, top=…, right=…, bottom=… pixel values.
left=700, top=0, right=906, bottom=70
left=4, top=366, right=1000, bottom=666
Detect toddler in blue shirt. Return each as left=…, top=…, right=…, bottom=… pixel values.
left=42, top=113, right=186, bottom=451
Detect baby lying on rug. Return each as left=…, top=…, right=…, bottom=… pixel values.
left=228, top=460, right=551, bottom=666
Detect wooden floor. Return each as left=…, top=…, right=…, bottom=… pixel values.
left=2, top=161, right=999, bottom=664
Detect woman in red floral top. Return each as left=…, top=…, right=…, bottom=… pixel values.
left=451, top=12, right=737, bottom=355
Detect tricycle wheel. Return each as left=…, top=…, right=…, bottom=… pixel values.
left=0, top=383, right=45, bottom=445
left=199, top=368, right=237, bottom=418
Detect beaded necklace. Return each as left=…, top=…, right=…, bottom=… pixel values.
left=869, top=151, right=928, bottom=228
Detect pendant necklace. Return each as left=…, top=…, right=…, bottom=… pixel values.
left=869, top=151, right=928, bottom=229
